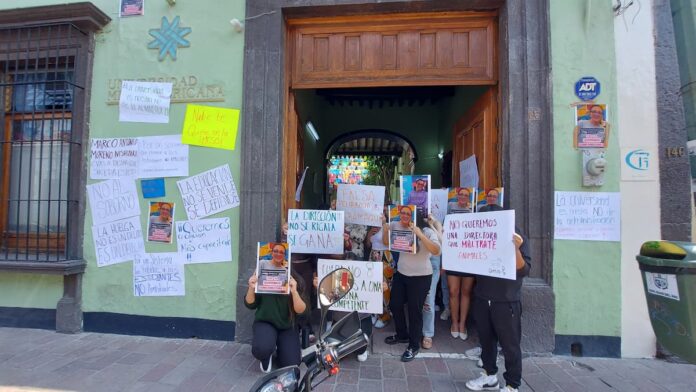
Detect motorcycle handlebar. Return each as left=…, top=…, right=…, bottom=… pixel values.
left=336, top=332, right=369, bottom=359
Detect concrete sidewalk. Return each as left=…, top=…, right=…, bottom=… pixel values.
left=0, top=327, right=694, bottom=392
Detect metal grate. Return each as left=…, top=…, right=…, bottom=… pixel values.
left=0, top=23, right=85, bottom=262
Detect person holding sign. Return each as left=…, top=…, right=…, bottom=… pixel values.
left=245, top=270, right=308, bottom=373
left=381, top=209, right=441, bottom=362
left=465, top=226, right=531, bottom=392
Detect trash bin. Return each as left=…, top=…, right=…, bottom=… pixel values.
left=636, top=241, right=696, bottom=364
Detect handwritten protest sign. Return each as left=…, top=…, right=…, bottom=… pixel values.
left=138, top=135, right=189, bottom=178
left=256, top=242, right=290, bottom=295
left=554, top=191, right=620, bottom=241
left=336, top=184, right=385, bottom=227
left=443, top=210, right=516, bottom=280
left=430, top=189, right=449, bottom=224
left=317, top=259, right=383, bottom=313
left=459, top=155, right=479, bottom=188
left=87, top=179, right=140, bottom=225
left=119, top=81, right=172, bottom=123
left=133, top=252, right=185, bottom=296
left=176, top=217, right=232, bottom=264
left=90, top=138, right=139, bottom=179
left=177, top=164, right=240, bottom=220
left=287, top=209, right=344, bottom=254
left=92, top=215, right=145, bottom=267
left=181, top=104, right=240, bottom=150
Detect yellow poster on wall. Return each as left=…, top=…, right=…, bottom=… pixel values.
left=181, top=104, right=239, bottom=150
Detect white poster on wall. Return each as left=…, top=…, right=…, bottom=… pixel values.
left=90, top=138, right=140, bottom=179
left=138, top=135, right=189, bottom=178
left=459, top=155, right=479, bottom=188
left=176, top=218, right=232, bottom=264
left=287, top=209, right=344, bottom=254
left=177, top=165, right=240, bottom=220
left=317, top=259, right=383, bottom=313
left=119, top=81, right=172, bottom=123
left=442, top=210, right=517, bottom=280
left=336, top=184, right=385, bottom=227
left=92, top=215, right=145, bottom=267
left=554, top=191, right=621, bottom=241
left=87, top=178, right=141, bottom=225
left=133, top=252, right=185, bottom=296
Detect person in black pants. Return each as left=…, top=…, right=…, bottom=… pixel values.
left=465, top=220, right=531, bottom=391
left=382, top=209, right=441, bottom=362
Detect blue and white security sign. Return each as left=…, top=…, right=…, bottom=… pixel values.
left=574, top=76, right=601, bottom=101
left=621, top=147, right=657, bottom=181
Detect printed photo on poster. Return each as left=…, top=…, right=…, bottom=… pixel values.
left=476, top=187, right=504, bottom=212
left=256, top=242, right=291, bottom=295
left=147, top=201, right=174, bottom=243
left=400, top=175, right=431, bottom=215
left=120, top=0, right=144, bottom=17
left=388, top=205, right=416, bottom=254
left=447, top=187, right=476, bottom=214
left=574, top=104, right=610, bottom=149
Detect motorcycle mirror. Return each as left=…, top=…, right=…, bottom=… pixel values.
left=318, top=268, right=354, bottom=308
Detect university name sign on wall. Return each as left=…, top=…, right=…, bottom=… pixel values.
left=107, top=75, right=224, bottom=104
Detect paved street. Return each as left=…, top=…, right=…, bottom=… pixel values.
left=0, top=327, right=694, bottom=391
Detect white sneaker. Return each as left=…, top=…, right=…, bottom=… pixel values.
left=374, top=318, right=388, bottom=329
left=465, top=346, right=482, bottom=360
left=465, top=372, right=499, bottom=391
left=500, top=386, right=518, bottom=392
left=440, top=307, right=451, bottom=321
left=260, top=356, right=272, bottom=373
left=357, top=351, right=369, bottom=362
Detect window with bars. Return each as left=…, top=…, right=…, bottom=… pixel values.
left=0, top=23, right=86, bottom=262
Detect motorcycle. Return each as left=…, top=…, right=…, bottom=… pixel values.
left=249, top=268, right=369, bottom=392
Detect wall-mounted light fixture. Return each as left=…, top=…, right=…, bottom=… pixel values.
left=437, top=152, right=444, bottom=159
left=229, top=10, right=277, bottom=33
left=306, top=121, right=320, bottom=141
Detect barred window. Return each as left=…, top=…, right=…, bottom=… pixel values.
left=0, top=24, right=85, bottom=262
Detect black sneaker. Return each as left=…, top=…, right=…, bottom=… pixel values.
left=401, top=347, right=419, bottom=362
left=384, top=335, right=409, bottom=345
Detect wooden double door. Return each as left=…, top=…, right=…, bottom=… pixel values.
left=283, top=11, right=500, bottom=213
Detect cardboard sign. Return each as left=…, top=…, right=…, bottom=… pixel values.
left=287, top=209, right=344, bottom=254
left=90, top=138, right=139, bottom=179
left=87, top=179, right=141, bottom=225
left=336, top=184, right=385, bottom=227
left=317, top=259, right=383, bottom=313
left=256, top=242, right=291, bottom=295
left=133, top=253, right=185, bottom=297
left=442, top=210, right=516, bottom=280
left=176, top=218, right=232, bottom=264
left=177, top=164, right=240, bottom=220
left=92, top=215, right=145, bottom=267
left=119, top=81, right=172, bottom=123
left=554, top=191, right=620, bottom=241
left=181, top=104, right=240, bottom=151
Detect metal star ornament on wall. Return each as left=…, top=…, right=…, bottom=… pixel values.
left=148, top=16, right=191, bottom=61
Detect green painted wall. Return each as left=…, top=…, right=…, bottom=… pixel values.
left=0, top=273, right=63, bottom=309
left=550, top=0, right=621, bottom=337
left=0, top=0, right=245, bottom=322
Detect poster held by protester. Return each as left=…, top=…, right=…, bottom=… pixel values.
left=317, top=259, right=383, bottom=313
left=147, top=202, right=174, bottom=243
left=287, top=209, right=344, bottom=254
left=430, top=189, right=449, bottom=224
left=400, top=175, right=431, bottom=215
left=442, top=210, right=516, bottom=280
left=388, top=205, right=417, bottom=254
left=256, top=242, right=291, bottom=295
left=336, top=184, right=385, bottom=227
left=459, top=155, right=479, bottom=188
left=447, top=187, right=476, bottom=214
left=476, top=187, right=504, bottom=211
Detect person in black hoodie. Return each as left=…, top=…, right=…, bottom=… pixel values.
left=465, top=204, right=531, bottom=392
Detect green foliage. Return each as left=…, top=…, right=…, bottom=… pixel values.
left=363, top=156, right=396, bottom=190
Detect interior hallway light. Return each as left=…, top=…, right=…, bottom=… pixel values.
left=437, top=152, right=444, bottom=159
left=306, top=121, right=320, bottom=141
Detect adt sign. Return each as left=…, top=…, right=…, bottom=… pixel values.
left=574, top=76, right=601, bottom=101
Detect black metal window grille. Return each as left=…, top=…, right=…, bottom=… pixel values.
left=0, top=23, right=85, bottom=262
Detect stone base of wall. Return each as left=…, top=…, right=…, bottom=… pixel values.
left=0, top=306, right=56, bottom=330
left=521, top=279, right=555, bottom=354
left=83, top=312, right=236, bottom=341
